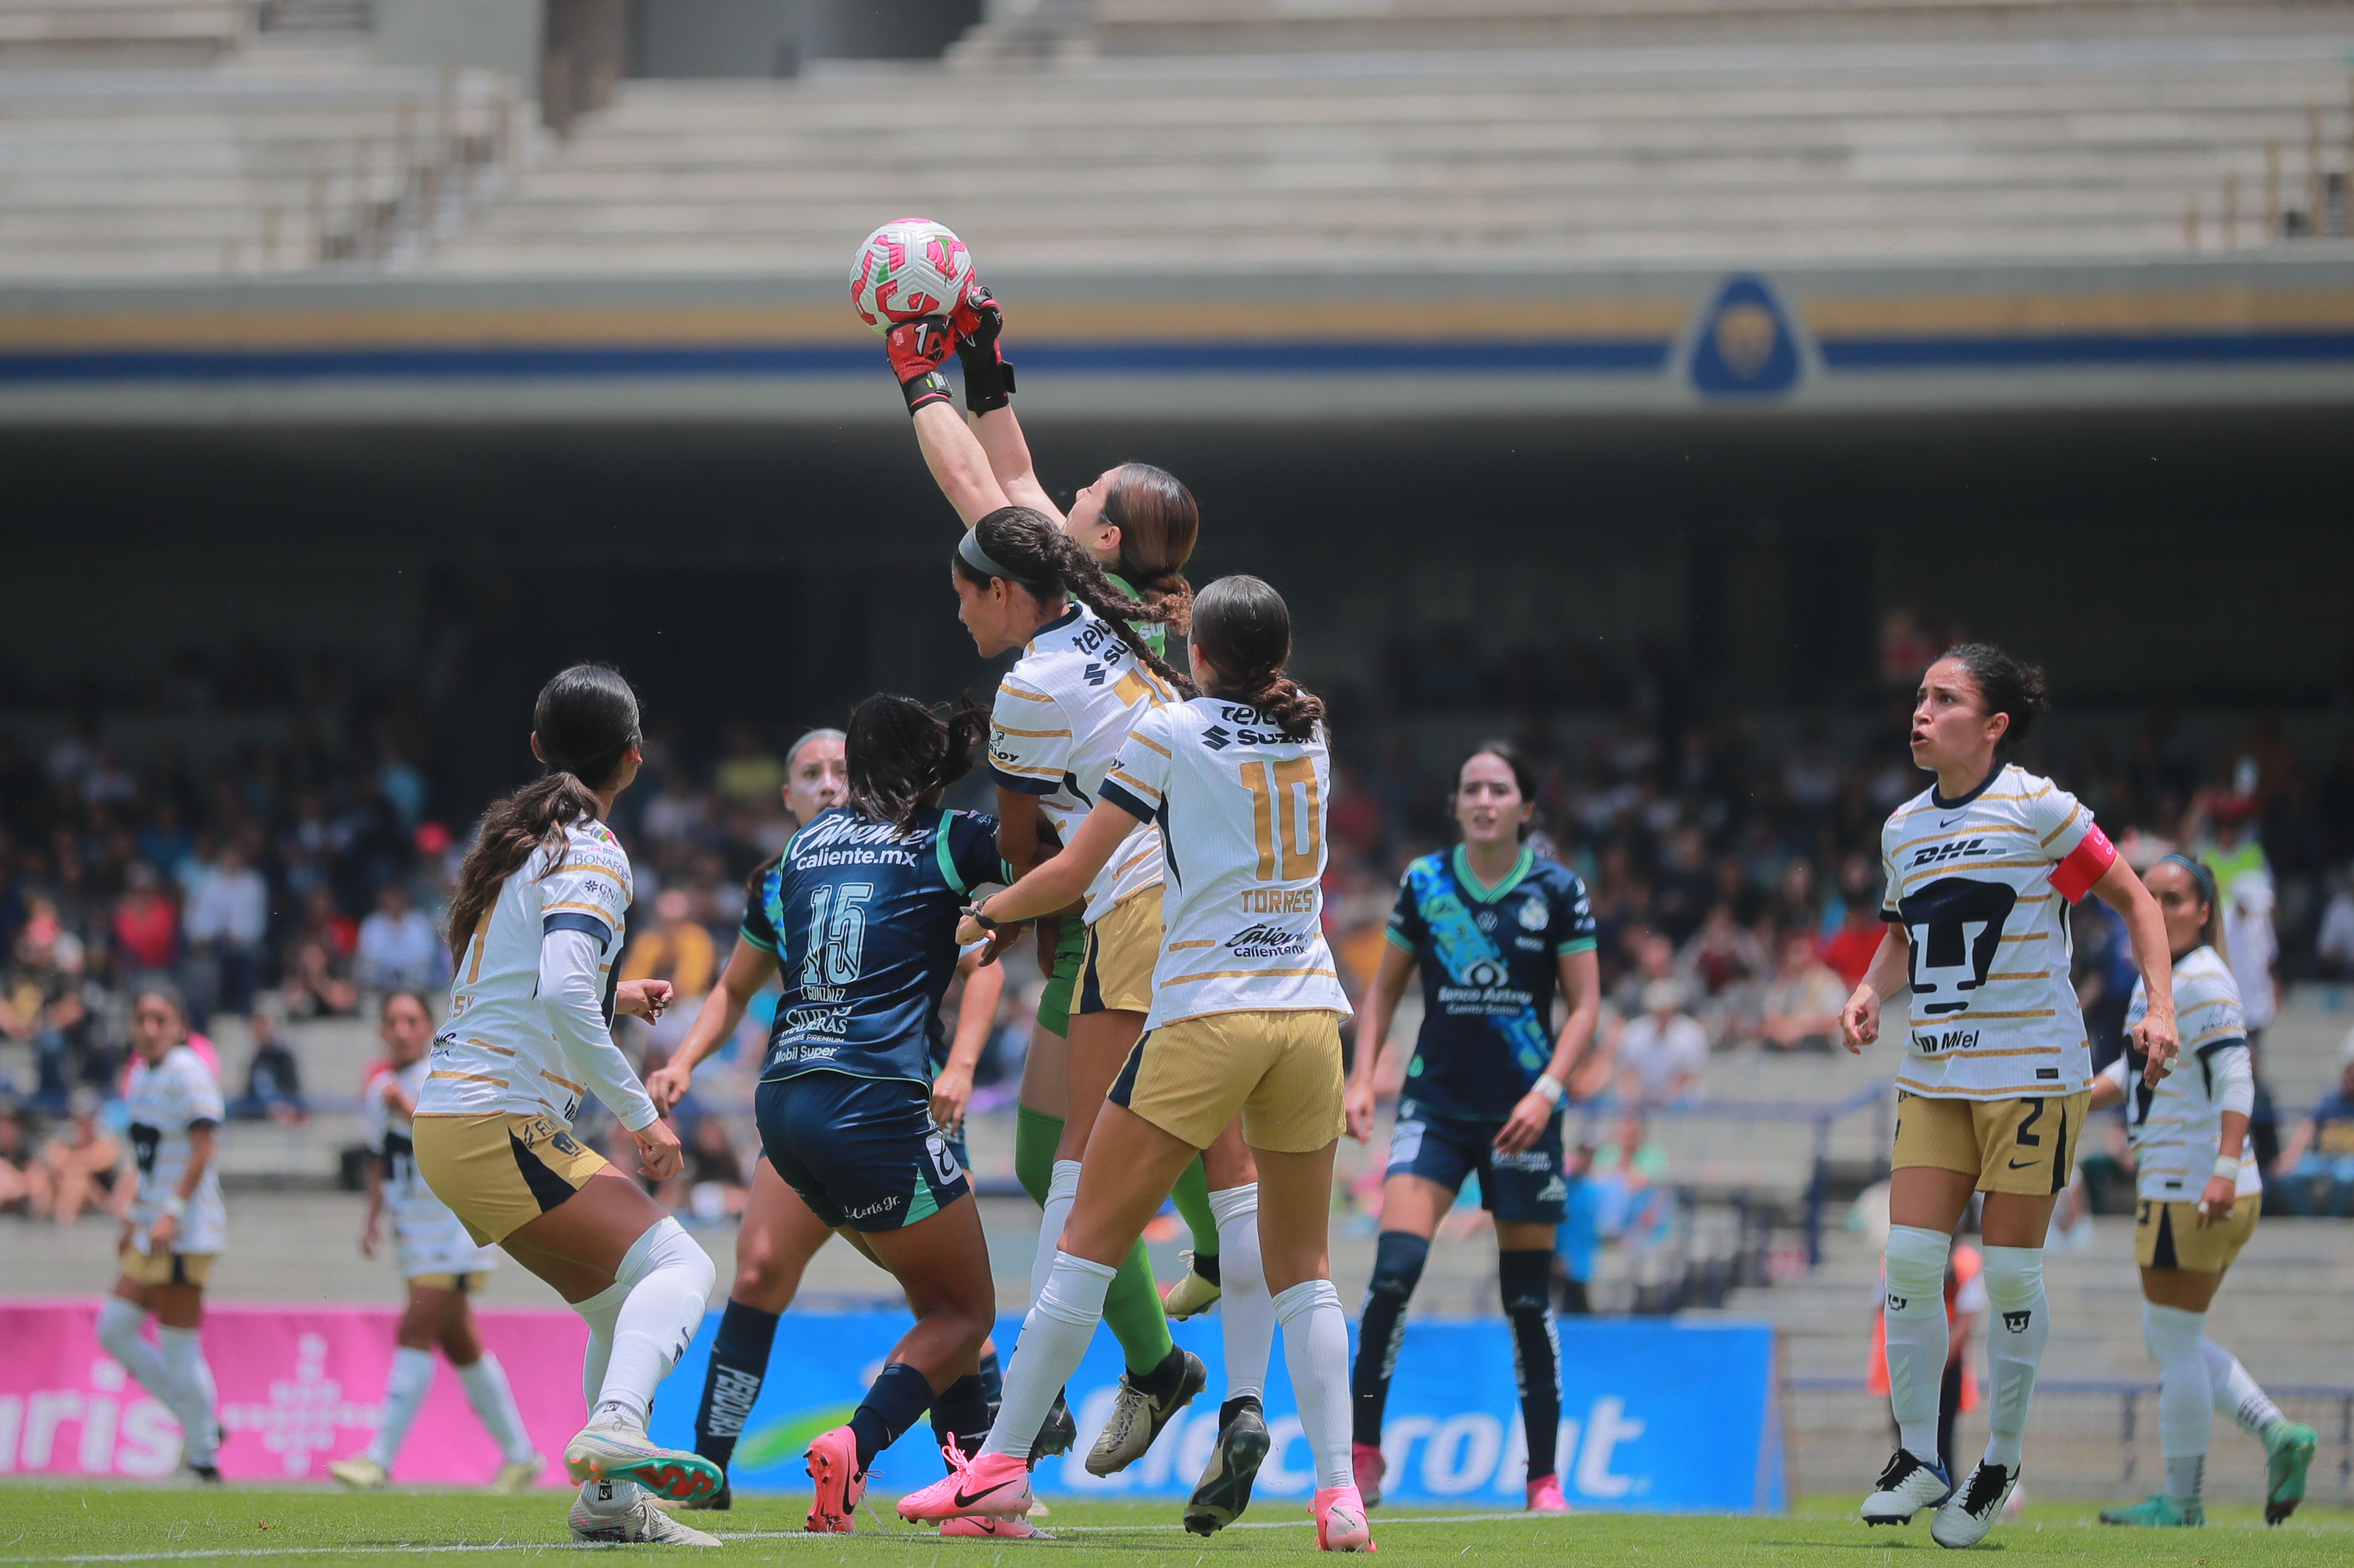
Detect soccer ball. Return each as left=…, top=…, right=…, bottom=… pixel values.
left=849, top=218, right=973, bottom=335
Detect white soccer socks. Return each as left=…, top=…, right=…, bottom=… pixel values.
left=156, top=1324, right=221, bottom=1466
left=572, top=1277, right=630, bottom=1413
left=368, top=1346, right=438, bottom=1468
left=1978, top=1246, right=2048, bottom=1472
left=1029, top=1160, right=1084, bottom=1310
left=456, top=1352, right=538, bottom=1466
left=597, top=1217, right=717, bottom=1431
left=1209, top=1184, right=1274, bottom=1406
left=2143, top=1302, right=2210, bottom=1503
left=2202, top=1338, right=2287, bottom=1438
left=984, top=1250, right=1117, bottom=1462
left=96, top=1298, right=174, bottom=1402
left=1273, top=1279, right=1354, bottom=1491
left=1880, top=1226, right=1952, bottom=1464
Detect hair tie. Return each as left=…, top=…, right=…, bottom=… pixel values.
left=2157, top=851, right=2219, bottom=909
left=960, top=527, right=1038, bottom=589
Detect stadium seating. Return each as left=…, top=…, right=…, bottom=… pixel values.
left=0, top=39, right=525, bottom=279
left=424, top=37, right=2352, bottom=275
left=0, top=1, right=248, bottom=67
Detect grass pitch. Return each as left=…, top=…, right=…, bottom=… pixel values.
left=0, top=1487, right=2341, bottom=1567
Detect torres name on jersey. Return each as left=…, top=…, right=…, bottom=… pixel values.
left=1098, top=698, right=1349, bottom=1030
left=1879, top=762, right=2116, bottom=1099
left=987, top=604, right=1173, bottom=921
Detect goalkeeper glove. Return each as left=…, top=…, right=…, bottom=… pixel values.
left=885, top=316, right=955, bottom=414
left=952, top=283, right=1017, bottom=415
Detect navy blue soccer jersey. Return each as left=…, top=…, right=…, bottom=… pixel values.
left=740, top=806, right=1009, bottom=1087
left=1385, top=846, right=1597, bottom=1123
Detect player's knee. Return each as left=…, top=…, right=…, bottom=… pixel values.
left=96, top=1296, right=145, bottom=1358
left=1883, top=1224, right=1952, bottom=1304
left=1368, top=1230, right=1430, bottom=1303
left=1978, top=1244, right=2043, bottom=1309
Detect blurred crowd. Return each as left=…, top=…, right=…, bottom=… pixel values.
left=8, top=669, right=2354, bottom=1232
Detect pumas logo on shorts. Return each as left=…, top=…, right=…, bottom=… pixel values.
left=2002, top=1310, right=2033, bottom=1334
left=550, top=1131, right=584, bottom=1157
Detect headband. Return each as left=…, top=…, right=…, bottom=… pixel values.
left=959, top=527, right=1040, bottom=589
left=2155, top=852, right=2219, bottom=910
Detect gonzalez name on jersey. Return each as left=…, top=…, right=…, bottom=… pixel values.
left=1879, top=762, right=2117, bottom=1099
left=1097, top=698, right=1349, bottom=1029
left=986, top=604, right=1173, bottom=921
left=1386, top=846, right=1597, bottom=1123
left=420, top=818, right=657, bottom=1132
left=125, top=1044, right=227, bottom=1255
left=2102, top=944, right=2259, bottom=1202
left=367, top=1057, right=501, bottom=1277
left=743, top=805, right=1010, bottom=1086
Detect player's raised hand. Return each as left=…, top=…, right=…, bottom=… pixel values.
left=951, top=283, right=1016, bottom=413
left=885, top=316, right=956, bottom=413
left=1838, top=983, right=1880, bottom=1053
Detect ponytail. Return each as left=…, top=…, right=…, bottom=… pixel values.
left=1189, top=574, right=1325, bottom=742
left=953, top=506, right=1194, bottom=697
left=1102, top=462, right=1199, bottom=635
left=845, top=693, right=991, bottom=832
left=446, top=663, right=641, bottom=961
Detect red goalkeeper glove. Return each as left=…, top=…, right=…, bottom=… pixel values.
left=951, top=283, right=1016, bottom=415
left=885, top=316, right=955, bottom=414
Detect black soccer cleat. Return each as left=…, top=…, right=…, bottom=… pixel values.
left=1032, top=1388, right=1078, bottom=1460
left=683, top=1480, right=732, bottom=1511
left=1183, top=1398, right=1271, bottom=1536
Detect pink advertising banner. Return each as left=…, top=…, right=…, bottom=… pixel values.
left=0, top=1299, right=587, bottom=1486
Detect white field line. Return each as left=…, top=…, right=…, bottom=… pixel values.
left=0, top=1511, right=1568, bottom=1563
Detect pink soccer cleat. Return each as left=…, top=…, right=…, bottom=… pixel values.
left=803, top=1424, right=867, bottom=1533
left=1312, top=1484, right=1375, bottom=1552
left=1526, top=1474, right=1571, bottom=1514
left=895, top=1446, right=1033, bottom=1524
left=941, top=1513, right=1052, bottom=1539
left=1351, top=1442, right=1385, bottom=1508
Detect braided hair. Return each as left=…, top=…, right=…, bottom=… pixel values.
left=844, top=693, right=989, bottom=832
left=953, top=505, right=1194, bottom=696
left=1189, top=575, right=1325, bottom=742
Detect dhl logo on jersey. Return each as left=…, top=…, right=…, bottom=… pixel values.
left=1910, top=836, right=1994, bottom=868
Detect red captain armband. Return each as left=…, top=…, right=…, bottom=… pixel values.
left=2049, top=821, right=2118, bottom=903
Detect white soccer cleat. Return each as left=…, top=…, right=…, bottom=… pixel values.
left=1085, top=1350, right=1206, bottom=1476
left=1931, top=1461, right=2018, bottom=1548
left=1160, top=1251, right=1223, bottom=1319
left=1861, top=1449, right=1950, bottom=1525
left=564, top=1418, right=724, bottom=1504
left=488, top=1456, right=543, bottom=1494
left=567, top=1492, right=723, bottom=1546
left=328, top=1455, right=388, bottom=1490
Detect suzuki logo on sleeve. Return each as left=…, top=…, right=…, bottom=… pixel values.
left=1901, top=877, right=2018, bottom=1018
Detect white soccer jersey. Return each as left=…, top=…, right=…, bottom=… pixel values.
left=1878, top=762, right=2117, bottom=1100
left=2102, top=945, right=2261, bottom=1202
left=418, top=818, right=658, bottom=1130
left=367, top=1058, right=501, bottom=1277
left=987, top=604, right=1173, bottom=921
left=124, top=1044, right=227, bottom=1255
left=1099, top=697, right=1351, bottom=1030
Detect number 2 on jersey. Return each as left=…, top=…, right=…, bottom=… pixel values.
left=803, top=882, right=873, bottom=986
left=1241, top=757, right=1320, bottom=880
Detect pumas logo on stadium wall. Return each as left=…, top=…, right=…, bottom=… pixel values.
left=1684, top=275, right=1804, bottom=399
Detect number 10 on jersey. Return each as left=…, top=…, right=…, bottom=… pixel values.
left=1242, top=758, right=1320, bottom=881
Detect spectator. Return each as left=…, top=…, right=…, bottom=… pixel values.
left=681, top=1113, right=748, bottom=1224
left=0, top=1101, right=30, bottom=1215
left=1820, top=855, right=1887, bottom=989
left=33, top=1088, right=122, bottom=1224
left=354, top=885, right=442, bottom=993
left=110, top=862, right=179, bottom=987
left=1754, top=929, right=1849, bottom=1053
left=2221, top=869, right=2279, bottom=1044
left=2316, top=872, right=2354, bottom=978
left=712, top=723, right=784, bottom=806
left=281, top=884, right=360, bottom=1019
left=620, top=888, right=716, bottom=1004
left=182, top=837, right=270, bottom=1022
left=2275, top=1035, right=2354, bottom=1216
left=227, top=1009, right=306, bottom=1125
left=1616, top=981, right=1706, bottom=1106
left=4, top=900, right=103, bottom=1112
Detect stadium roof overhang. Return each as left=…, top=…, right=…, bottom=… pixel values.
left=0, top=252, right=2350, bottom=424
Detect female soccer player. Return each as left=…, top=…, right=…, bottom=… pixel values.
left=901, top=574, right=1373, bottom=1551
left=2091, top=854, right=2316, bottom=1528
left=745, top=693, right=1011, bottom=1533
left=1841, top=645, right=2179, bottom=1547
left=1342, top=741, right=1602, bottom=1513
left=894, top=299, right=1243, bottom=1457
left=330, top=990, right=540, bottom=1493
left=96, top=983, right=225, bottom=1482
left=412, top=664, right=722, bottom=1547
left=649, top=727, right=1015, bottom=1520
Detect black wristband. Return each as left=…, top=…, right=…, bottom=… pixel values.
left=902, top=369, right=953, bottom=415
left=957, top=342, right=1016, bottom=415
